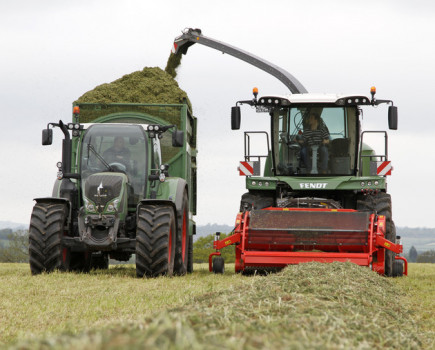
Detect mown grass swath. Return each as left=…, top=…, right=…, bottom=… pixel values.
left=2, top=262, right=433, bottom=349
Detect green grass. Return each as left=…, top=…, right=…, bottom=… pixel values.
left=1, top=263, right=434, bottom=349
left=0, top=263, right=239, bottom=346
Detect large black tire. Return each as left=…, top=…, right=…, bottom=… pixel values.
left=136, top=204, right=176, bottom=278
left=392, top=260, right=404, bottom=277
left=174, top=192, right=189, bottom=275
left=187, top=234, right=193, bottom=273
left=89, top=253, right=109, bottom=270
left=212, top=256, right=225, bottom=274
left=240, top=192, right=274, bottom=212
left=69, top=252, right=92, bottom=273
left=29, top=202, right=69, bottom=275
left=357, top=192, right=395, bottom=276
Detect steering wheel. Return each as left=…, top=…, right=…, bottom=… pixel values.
left=109, top=162, right=127, bottom=173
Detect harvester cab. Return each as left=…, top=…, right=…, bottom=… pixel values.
left=30, top=102, right=196, bottom=278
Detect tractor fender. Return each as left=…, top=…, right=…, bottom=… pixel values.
left=139, top=178, right=187, bottom=228
left=156, top=178, right=187, bottom=215
left=33, top=197, right=70, bottom=208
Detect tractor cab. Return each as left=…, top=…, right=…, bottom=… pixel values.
left=79, top=123, right=156, bottom=209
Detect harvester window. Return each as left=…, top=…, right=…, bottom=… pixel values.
left=275, top=106, right=357, bottom=176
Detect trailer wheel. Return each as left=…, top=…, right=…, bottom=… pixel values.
left=212, top=256, right=225, bottom=274
left=90, top=253, right=109, bottom=270
left=357, top=192, right=394, bottom=276
left=29, top=202, right=69, bottom=275
left=136, top=204, right=176, bottom=278
left=69, top=252, right=92, bottom=272
left=174, top=192, right=189, bottom=275
left=392, top=260, right=404, bottom=277
left=187, top=234, right=193, bottom=273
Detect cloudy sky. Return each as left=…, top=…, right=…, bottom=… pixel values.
left=1, top=0, right=434, bottom=228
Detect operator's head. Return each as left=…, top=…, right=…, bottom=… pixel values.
left=114, top=137, right=125, bottom=151
left=309, top=112, right=320, bottom=122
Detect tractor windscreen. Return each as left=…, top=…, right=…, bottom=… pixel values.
left=274, top=106, right=358, bottom=176
left=80, top=124, right=148, bottom=198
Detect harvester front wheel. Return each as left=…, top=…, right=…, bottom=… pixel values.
left=29, top=202, right=69, bottom=275
left=357, top=192, right=395, bottom=276
left=212, top=256, right=225, bottom=274
left=174, top=192, right=190, bottom=275
left=136, top=204, right=176, bottom=278
left=240, top=192, right=274, bottom=212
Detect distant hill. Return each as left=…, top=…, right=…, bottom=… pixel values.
left=0, top=221, right=26, bottom=230
left=397, top=227, right=435, bottom=254
left=195, top=223, right=233, bottom=241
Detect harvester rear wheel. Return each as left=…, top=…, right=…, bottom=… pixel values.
left=136, top=204, right=176, bottom=278
left=212, top=256, right=225, bottom=274
left=357, top=192, right=395, bottom=276
left=174, top=192, right=190, bottom=275
left=29, top=202, right=69, bottom=275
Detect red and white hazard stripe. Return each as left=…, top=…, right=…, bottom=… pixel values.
left=377, top=161, right=392, bottom=176
left=171, top=42, right=178, bottom=54
left=239, top=161, right=254, bottom=176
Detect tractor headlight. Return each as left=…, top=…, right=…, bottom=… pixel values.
left=106, top=199, right=120, bottom=213
left=84, top=198, right=97, bottom=213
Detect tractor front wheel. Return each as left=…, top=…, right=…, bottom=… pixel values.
left=29, top=202, right=69, bottom=275
left=136, top=204, right=176, bottom=278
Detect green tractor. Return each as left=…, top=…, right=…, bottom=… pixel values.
left=29, top=102, right=197, bottom=277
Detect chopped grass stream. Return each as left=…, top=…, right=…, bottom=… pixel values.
left=1, top=263, right=433, bottom=349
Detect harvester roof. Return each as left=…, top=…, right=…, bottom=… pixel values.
left=257, top=93, right=372, bottom=107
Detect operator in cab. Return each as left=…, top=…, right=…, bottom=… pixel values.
left=298, top=112, right=330, bottom=174
left=103, top=136, right=131, bottom=170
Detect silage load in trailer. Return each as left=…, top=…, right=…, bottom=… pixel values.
left=75, top=67, right=192, bottom=111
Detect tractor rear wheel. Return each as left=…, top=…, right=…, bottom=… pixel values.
left=174, top=192, right=189, bottom=275
left=136, top=204, right=176, bottom=278
left=29, top=202, right=69, bottom=275
left=357, top=192, right=395, bottom=276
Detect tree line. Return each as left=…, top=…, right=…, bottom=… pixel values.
left=0, top=229, right=29, bottom=263
left=1, top=228, right=434, bottom=264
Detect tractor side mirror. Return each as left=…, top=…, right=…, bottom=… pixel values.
left=172, top=130, right=184, bottom=147
left=388, top=106, right=398, bottom=130
left=42, top=128, right=53, bottom=145
left=231, top=106, right=241, bottom=130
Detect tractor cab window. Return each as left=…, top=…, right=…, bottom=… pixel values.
left=275, top=106, right=357, bottom=176
left=80, top=124, right=148, bottom=198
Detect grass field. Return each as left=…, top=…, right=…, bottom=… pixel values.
left=0, top=263, right=433, bottom=349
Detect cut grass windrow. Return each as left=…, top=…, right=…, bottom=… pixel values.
left=4, top=262, right=433, bottom=349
